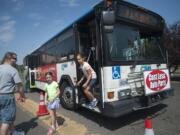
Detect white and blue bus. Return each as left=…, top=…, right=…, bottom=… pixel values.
left=24, top=0, right=173, bottom=117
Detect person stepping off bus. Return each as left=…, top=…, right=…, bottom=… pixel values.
left=76, top=53, right=98, bottom=109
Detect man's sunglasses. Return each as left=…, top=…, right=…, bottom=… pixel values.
left=12, top=57, right=17, bottom=61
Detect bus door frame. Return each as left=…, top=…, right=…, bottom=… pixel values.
left=29, top=68, right=37, bottom=88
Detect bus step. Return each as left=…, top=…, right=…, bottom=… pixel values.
left=79, top=98, right=87, bottom=104
left=81, top=103, right=101, bottom=113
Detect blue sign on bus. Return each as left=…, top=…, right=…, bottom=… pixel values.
left=112, top=66, right=121, bottom=79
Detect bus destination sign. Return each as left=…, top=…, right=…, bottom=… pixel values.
left=117, top=4, right=162, bottom=27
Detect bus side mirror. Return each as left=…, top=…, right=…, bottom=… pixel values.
left=102, top=10, right=115, bottom=33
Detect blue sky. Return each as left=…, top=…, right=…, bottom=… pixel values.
left=0, top=0, right=180, bottom=64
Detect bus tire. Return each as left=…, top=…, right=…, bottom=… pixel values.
left=60, top=82, right=75, bottom=110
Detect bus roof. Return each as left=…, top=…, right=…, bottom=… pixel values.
left=31, top=5, right=95, bottom=55
left=31, top=0, right=164, bottom=55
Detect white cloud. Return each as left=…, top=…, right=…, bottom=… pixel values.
left=53, top=19, right=63, bottom=25
left=28, top=13, right=46, bottom=27
left=28, top=13, right=45, bottom=20
left=33, top=22, right=40, bottom=27
left=0, top=16, right=16, bottom=46
left=12, top=0, right=25, bottom=11
left=51, top=19, right=65, bottom=30
left=0, top=16, right=11, bottom=21
left=59, top=0, right=80, bottom=7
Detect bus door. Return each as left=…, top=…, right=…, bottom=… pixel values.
left=29, top=69, right=36, bottom=88
left=76, top=21, right=101, bottom=110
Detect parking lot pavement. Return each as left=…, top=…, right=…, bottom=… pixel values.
left=19, top=81, right=180, bottom=135
left=15, top=105, right=48, bottom=135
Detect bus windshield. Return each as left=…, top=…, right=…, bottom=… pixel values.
left=106, top=24, right=165, bottom=62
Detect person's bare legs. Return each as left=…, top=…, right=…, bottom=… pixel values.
left=84, top=86, right=95, bottom=101
left=0, top=123, right=10, bottom=135
left=52, top=109, right=57, bottom=130
left=8, top=123, right=15, bottom=135
left=49, top=109, right=57, bottom=130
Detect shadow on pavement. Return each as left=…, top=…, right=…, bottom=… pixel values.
left=15, top=116, right=65, bottom=134
left=15, top=117, right=38, bottom=134
left=57, top=116, right=65, bottom=126
left=76, top=104, right=167, bottom=131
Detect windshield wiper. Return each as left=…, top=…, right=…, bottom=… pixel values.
left=157, top=44, right=166, bottom=62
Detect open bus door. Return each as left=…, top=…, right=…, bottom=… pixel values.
left=75, top=1, right=115, bottom=112
left=24, top=54, right=40, bottom=89
left=76, top=19, right=102, bottom=113
left=29, top=69, right=36, bottom=88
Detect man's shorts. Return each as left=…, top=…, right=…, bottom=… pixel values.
left=87, top=79, right=97, bottom=89
left=0, top=94, right=16, bottom=124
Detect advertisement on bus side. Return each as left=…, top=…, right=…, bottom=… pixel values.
left=36, top=64, right=57, bottom=82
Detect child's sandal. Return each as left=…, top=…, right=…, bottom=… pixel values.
left=47, top=127, right=54, bottom=135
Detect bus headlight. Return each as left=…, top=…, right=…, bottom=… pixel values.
left=118, top=89, right=131, bottom=99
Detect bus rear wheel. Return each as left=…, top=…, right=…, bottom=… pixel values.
left=60, top=82, right=75, bottom=110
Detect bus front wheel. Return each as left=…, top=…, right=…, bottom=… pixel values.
left=60, top=82, right=75, bottom=110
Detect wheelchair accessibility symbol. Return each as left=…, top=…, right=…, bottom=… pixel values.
left=112, top=66, right=121, bottom=79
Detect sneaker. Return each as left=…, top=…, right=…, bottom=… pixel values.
left=11, top=131, right=25, bottom=135
left=89, top=99, right=98, bottom=109
left=87, top=102, right=93, bottom=109
left=18, top=131, right=25, bottom=135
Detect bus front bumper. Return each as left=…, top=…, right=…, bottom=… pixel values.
left=102, top=88, right=174, bottom=118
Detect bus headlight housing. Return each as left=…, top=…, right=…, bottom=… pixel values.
left=118, top=89, right=131, bottom=99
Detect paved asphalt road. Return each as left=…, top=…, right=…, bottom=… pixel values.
left=15, top=105, right=48, bottom=135
left=20, top=81, right=180, bottom=135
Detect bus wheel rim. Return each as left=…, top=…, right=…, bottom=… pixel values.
left=63, top=87, right=73, bottom=105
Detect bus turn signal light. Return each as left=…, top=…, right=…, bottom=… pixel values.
left=108, top=91, right=114, bottom=99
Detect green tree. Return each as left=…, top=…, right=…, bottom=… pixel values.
left=15, top=64, right=25, bottom=82
left=164, top=21, right=180, bottom=73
